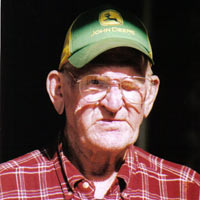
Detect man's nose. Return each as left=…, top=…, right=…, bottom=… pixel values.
left=100, top=86, right=124, bottom=113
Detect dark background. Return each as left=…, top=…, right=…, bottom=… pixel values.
left=1, top=0, right=200, bottom=172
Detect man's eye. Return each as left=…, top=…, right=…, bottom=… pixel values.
left=85, top=76, right=107, bottom=87
left=89, top=79, right=100, bottom=85
left=122, top=81, right=138, bottom=91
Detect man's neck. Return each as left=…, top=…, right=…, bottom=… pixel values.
left=63, top=131, right=128, bottom=198
left=63, top=134, right=126, bottom=181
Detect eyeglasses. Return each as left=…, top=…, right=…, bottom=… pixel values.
left=68, top=73, right=153, bottom=105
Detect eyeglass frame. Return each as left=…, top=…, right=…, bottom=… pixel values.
left=65, top=71, right=155, bottom=105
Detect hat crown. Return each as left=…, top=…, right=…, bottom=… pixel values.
left=59, top=5, right=153, bottom=69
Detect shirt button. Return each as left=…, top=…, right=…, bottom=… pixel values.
left=67, top=191, right=73, bottom=196
left=82, top=182, right=89, bottom=189
left=122, top=192, right=128, bottom=198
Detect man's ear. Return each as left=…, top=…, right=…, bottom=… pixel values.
left=46, top=70, right=64, bottom=115
left=144, top=75, right=160, bottom=118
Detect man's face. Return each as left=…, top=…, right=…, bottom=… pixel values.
left=62, top=63, right=146, bottom=153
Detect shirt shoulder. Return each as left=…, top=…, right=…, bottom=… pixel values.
left=133, top=146, right=200, bottom=186
left=0, top=150, right=51, bottom=174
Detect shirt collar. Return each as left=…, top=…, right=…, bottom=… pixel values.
left=117, top=144, right=136, bottom=186
left=55, top=142, right=87, bottom=191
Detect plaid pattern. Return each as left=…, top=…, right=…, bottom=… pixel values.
left=0, top=143, right=199, bottom=199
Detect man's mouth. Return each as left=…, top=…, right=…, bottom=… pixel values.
left=96, top=119, right=126, bottom=125
left=98, top=118, right=124, bottom=122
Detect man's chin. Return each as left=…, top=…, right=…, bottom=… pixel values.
left=85, top=124, right=138, bottom=151
left=88, top=134, right=134, bottom=152
left=93, top=142, right=132, bottom=154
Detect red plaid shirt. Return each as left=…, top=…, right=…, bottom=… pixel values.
left=0, top=143, right=199, bottom=199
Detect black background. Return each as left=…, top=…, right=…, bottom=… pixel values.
left=1, top=0, right=200, bottom=172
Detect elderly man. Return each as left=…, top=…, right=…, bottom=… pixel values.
left=0, top=5, right=200, bottom=200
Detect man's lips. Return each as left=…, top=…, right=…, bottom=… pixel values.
left=97, top=119, right=125, bottom=122
left=95, top=118, right=134, bottom=130
left=96, top=119, right=127, bottom=125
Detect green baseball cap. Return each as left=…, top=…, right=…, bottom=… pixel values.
left=59, top=5, right=153, bottom=69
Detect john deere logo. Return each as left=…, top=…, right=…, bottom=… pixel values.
left=99, top=9, right=123, bottom=26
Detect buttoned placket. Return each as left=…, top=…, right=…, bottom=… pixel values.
left=52, top=149, right=74, bottom=199
left=73, top=179, right=95, bottom=199
left=52, top=143, right=96, bottom=199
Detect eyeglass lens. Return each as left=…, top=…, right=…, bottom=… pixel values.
left=79, top=75, right=147, bottom=104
